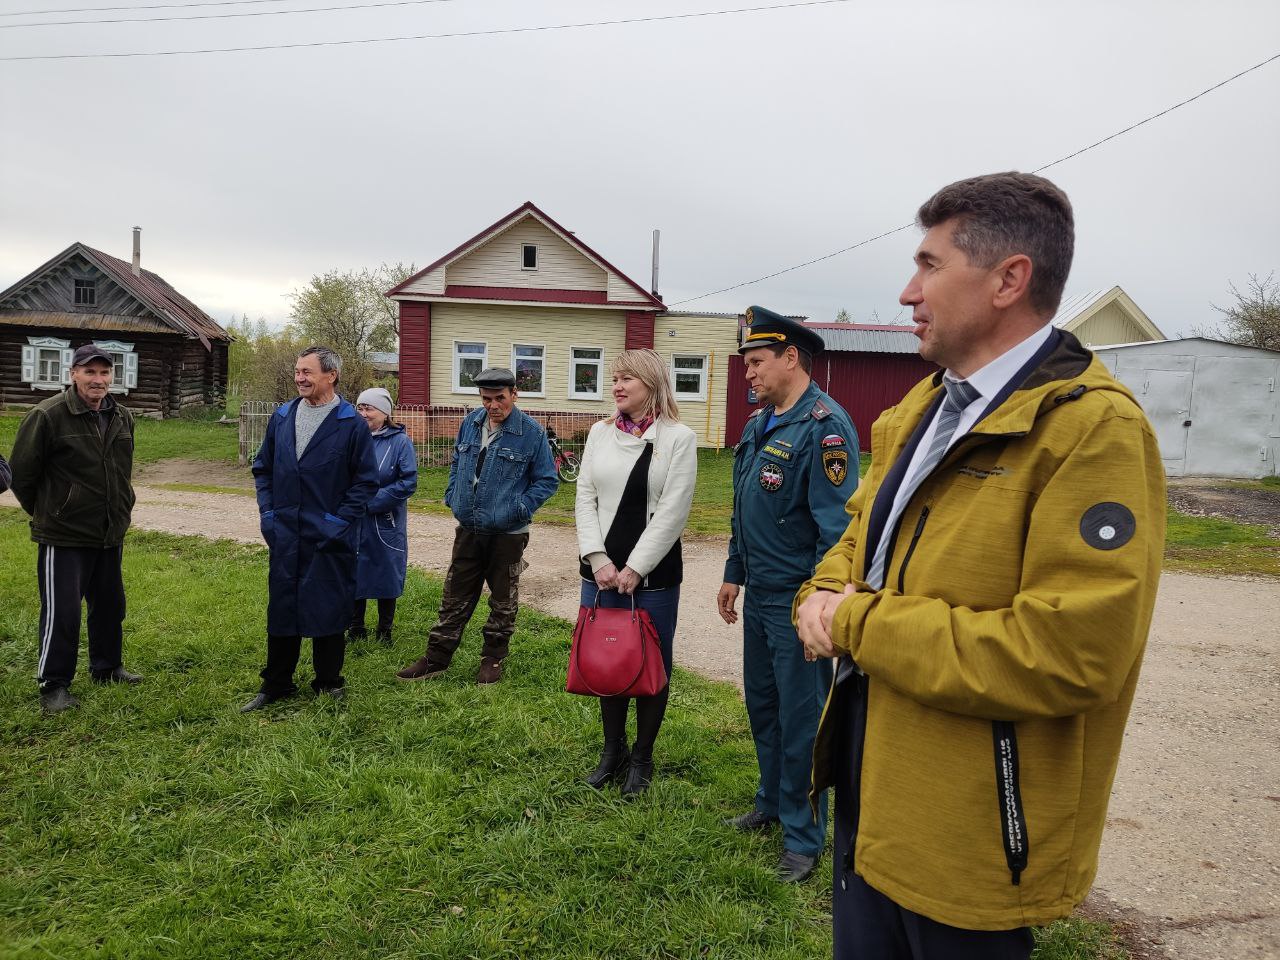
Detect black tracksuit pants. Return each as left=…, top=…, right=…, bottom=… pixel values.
left=36, top=543, right=126, bottom=690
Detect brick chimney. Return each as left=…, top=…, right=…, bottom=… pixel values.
left=132, top=226, right=141, bottom=277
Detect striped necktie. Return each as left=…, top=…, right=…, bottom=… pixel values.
left=864, top=377, right=981, bottom=591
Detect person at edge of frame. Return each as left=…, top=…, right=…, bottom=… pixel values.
left=795, top=171, right=1165, bottom=959
left=395, top=366, right=558, bottom=686
left=718, top=306, right=859, bottom=883
left=348, top=386, right=418, bottom=649
left=9, top=344, right=143, bottom=715
left=241, top=345, right=378, bottom=713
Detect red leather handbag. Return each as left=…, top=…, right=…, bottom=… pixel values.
left=566, top=592, right=669, bottom=698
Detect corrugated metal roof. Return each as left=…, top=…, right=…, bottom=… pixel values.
left=1051, top=289, right=1110, bottom=328
left=0, top=309, right=174, bottom=335
left=808, top=324, right=920, bottom=354
left=83, top=245, right=231, bottom=346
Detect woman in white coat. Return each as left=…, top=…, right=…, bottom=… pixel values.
left=575, top=348, right=698, bottom=795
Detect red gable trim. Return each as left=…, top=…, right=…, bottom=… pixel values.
left=387, top=201, right=665, bottom=310
left=444, top=285, right=607, bottom=304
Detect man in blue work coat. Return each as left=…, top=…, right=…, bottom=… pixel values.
left=241, top=345, right=379, bottom=712
left=718, top=307, right=859, bottom=882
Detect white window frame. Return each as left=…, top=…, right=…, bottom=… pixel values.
left=452, top=340, right=487, bottom=394
left=511, top=342, right=546, bottom=398
left=521, top=244, right=538, bottom=271
left=22, top=336, right=72, bottom=391
left=93, top=340, right=138, bottom=393
left=671, top=353, right=708, bottom=401
left=568, top=345, right=605, bottom=401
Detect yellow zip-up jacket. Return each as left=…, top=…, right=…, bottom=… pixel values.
left=795, top=331, right=1165, bottom=930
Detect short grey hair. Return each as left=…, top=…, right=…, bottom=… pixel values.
left=917, top=171, right=1074, bottom=318
left=298, top=345, right=342, bottom=383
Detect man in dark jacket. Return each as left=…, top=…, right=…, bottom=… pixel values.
left=9, top=344, right=141, bottom=714
left=396, top=367, right=558, bottom=685
left=240, top=345, right=378, bottom=712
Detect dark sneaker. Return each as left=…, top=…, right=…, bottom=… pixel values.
left=724, top=810, right=780, bottom=832
left=317, top=686, right=346, bottom=701
left=476, top=657, right=503, bottom=685
left=396, top=656, right=448, bottom=681
left=777, top=849, right=818, bottom=883
left=92, top=666, right=143, bottom=684
left=374, top=628, right=393, bottom=647
left=40, top=686, right=81, bottom=715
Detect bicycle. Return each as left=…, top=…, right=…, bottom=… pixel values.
left=546, top=423, right=581, bottom=483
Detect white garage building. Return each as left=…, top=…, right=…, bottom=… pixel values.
left=1095, top=338, right=1280, bottom=479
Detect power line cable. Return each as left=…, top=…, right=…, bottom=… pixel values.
left=0, top=0, right=853, bottom=58
left=2, top=0, right=297, bottom=15
left=3, top=0, right=461, bottom=29
left=668, top=50, right=1280, bottom=306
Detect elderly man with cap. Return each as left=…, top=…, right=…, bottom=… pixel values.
left=396, top=367, right=558, bottom=685
left=718, top=307, right=859, bottom=882
left=10, top=343, right=141, bottom=714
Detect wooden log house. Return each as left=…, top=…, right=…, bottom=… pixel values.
left=0, top=230, right=231, bottom=417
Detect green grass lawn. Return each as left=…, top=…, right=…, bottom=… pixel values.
left=0, top=510, right=1121, bottom=959
left=1163, top=506, right=1280, bottom=577
left=0, top=410, right=237, bottom=467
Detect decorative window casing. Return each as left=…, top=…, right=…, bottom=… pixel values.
left=453, top=341, right=487, bottom=393
left=671, top=354, right=708, bottom=401
left=569, top=346, right=604, bottom=400
left=93, top=340, right=138, bottom=393
left=21, top=336, right=72, bottom=391
left=512, top=343, right=545, bottom=396
left=521, top=244, right=538, bottom=270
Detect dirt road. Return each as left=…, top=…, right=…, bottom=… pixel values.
left=3, top=472, right=1276, bottom=958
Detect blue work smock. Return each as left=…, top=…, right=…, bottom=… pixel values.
left=253, top=396, right=379, bottom=636
left=725, top=381, right=859, bottom=592
left=356, top=424, right=418, bottom=600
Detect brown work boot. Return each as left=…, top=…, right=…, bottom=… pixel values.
left=476, top=657, right=504, bottom=685
left=395, top=655, right=448, bottom=681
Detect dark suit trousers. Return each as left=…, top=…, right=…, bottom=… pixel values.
left=260, top=633, right=345, bottom=695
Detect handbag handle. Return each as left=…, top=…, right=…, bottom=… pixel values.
left=572, top=596, right=649, bottom=698
left=588, top=588, right=638, bottom=623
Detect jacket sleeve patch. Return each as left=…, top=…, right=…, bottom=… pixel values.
left=821, top=434, right=845, bottom=448
left=822, top=449, right=849, bottom=485
left=1080, top=502, right=1135, bottom=550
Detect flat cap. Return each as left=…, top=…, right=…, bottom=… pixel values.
left=738, top=306, right=824, bottom=357
left=472, top=367, right=516, bottom=389
left=72, top=343, right=114, bottom=367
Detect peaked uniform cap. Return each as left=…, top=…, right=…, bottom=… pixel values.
left=739, top=306, right=824, bottom=356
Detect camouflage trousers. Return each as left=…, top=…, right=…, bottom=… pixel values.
left=424, top=527, right=530, bottom=667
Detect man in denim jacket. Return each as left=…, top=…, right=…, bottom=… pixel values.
left=396, top=368, right=558, bottom=684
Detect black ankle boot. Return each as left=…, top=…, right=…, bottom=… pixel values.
left=621, top=753, right=654, bottom=796
left=586, top=742, right=630, bottom=789
left=375, top=627, right=393, bottom=647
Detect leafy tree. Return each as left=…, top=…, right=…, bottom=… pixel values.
left=834, top=308, right=852, bottom=323
left=1199, top=273, right=1280, bottom=351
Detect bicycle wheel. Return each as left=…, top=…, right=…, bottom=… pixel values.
left=557, top=452, right=581, bottom=483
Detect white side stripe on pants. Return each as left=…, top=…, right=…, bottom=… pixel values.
left=37, top=544, right=55, bottom=681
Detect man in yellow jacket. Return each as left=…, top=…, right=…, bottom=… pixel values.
left=795, top=171, right=1165, bottom=959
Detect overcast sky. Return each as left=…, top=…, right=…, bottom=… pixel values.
left=2, top=0, right=1277, bottom=338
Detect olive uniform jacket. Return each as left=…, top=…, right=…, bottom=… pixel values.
left=796, top=330, right=1165, bottom=930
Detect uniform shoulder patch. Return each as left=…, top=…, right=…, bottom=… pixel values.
left=1080, top=502, right=1136, bottom=550
left=820, top=434, right=845, bottom=448
left=822, top=449, right=848, bottom=485
left=811, top=399, right=832, bottom=421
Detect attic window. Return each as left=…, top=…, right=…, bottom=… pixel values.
left=521, top=244, right=537, bottom=270
left=74, top=279, right=96, bottom=306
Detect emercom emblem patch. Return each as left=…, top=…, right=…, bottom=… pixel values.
left=1080, top=502, right=1136, bottom=550
left=759, top=462, right=785, bottom=492
left=822, top=449, right=848, bottom=486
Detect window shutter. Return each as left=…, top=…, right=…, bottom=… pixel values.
left=21, top=345, right=36, bottom=383
left=124, top=351, right=138, bottom=389
left=60, top=349, right=74, bottom=384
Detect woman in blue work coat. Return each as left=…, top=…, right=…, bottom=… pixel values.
left=350, top=387, right=418, bottom=646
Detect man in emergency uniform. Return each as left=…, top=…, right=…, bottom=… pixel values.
left=718, top=306, right=859, bottom=883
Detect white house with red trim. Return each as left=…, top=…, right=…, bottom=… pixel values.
left=387, top=202, right=743, bottom=446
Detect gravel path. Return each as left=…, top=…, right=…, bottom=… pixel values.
left=4, top=475, right=1276, bottom=958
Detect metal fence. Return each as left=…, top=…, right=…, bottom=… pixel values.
left=238, top=400, right=603, bottom=468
